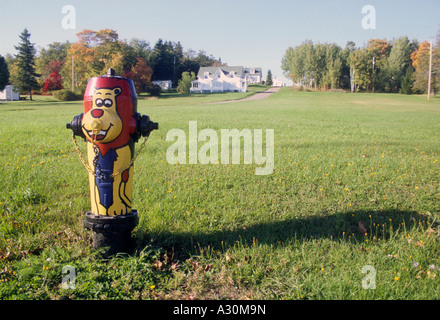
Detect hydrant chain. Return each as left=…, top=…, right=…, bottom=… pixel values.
left=72, top=133, right=150, bottom=179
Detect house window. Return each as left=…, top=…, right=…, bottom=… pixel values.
left=230, top=71, right=235, bottom=77
left=250, top=68, right=255, bottom=74
left=193, top=82, right=198, bottom=88
left=204, top=72, right=209, bottom=79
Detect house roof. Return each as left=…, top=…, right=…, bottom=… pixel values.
left=197, top=66, right=245, bottom=78
left=244, top=67, right=262, bottom=75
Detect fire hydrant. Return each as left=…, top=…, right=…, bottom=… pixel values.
left=67, top=68, right=158, bottom=256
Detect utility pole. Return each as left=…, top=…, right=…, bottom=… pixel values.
left=72, top=55, right=75, bottom=92
left=372, top=56, right=375, bottom=93
left=427, top=40, right=433, bottom=102
left=173, top=56, right=176, bottom=88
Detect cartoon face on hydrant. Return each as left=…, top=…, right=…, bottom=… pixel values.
left=82, top=87, right=123, bottom=144
left=67, top=69, right=158, bottom=218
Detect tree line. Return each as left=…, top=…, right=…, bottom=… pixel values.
left=281, top=32, right=440, bottom=94
left=0, top=28, right=223, bottom=99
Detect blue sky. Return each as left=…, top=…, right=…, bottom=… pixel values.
left=1, top=0, right=439, bottom=84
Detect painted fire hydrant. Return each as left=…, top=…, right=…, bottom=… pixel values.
left=67, top=68, right=158, bottom=256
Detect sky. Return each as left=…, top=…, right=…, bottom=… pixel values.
left=1, top=0, right=439, bottom=85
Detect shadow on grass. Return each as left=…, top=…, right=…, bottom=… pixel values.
left=136, top=209, right=432, bottom=258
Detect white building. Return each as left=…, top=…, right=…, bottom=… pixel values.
left=191, top=66, right=250, bottom=93
left=272, top=78, right=287, bottom=87
left=0, top=85, right=20, bottom=101
left=244, top=67, right=263, bottom=84
left=152, top=80, right=172, bottom=91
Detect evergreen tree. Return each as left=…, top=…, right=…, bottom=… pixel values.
left=14, top=29, right=39, bottom=100
left=0, top=55, right=9, bottom=91
left=400, top=66, right=414, bottom=94
left=266, top=70, right=273, bottom=86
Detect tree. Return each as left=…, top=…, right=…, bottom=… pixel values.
left=61, top=29, right=125, bottom=92
left=323, top=43, right=343, bottom=89
left=348, top=47, right=371, bottom=92
left=386, top=37, right=412, bottom=92
left=13, top=29, right=39, bottom=100
left=0, top=55, right=9, bottom=91
left=411, top=41, right=431, bottom=93
left=150, top=39, right=182, bottom=84
left=35, top=41, right=70, bottom=81
left=400, top=65, right=414, bottom=94
left=281, top=42, right=308, bottom=87
left=432, top=29, right=440, bottom=94
left=266, top=70, right=273, bottom=86
left=42, top=71, right=63, bottom=93
left=282, top=41, right=346, bottom=90
left=366, top=39, right=391, bottom=92
left=61, top=40, right=96, bottom=92
left=177, top=71, right=196, bottom=94
left=130, top=57, right=153, bottom=93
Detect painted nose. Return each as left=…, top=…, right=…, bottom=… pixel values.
left=91, top=119, right=102, bottom=133
left=91, top=109, right=104, bottom=118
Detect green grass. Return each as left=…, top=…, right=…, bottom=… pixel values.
left=0, top=88, right=439, bottom=300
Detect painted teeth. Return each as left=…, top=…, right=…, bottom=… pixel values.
left=88, top=130, right=106, bottom=135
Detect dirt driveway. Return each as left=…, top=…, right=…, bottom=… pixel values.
left=208, top=87, right=281, bottom=104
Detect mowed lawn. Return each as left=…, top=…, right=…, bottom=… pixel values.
left=0, top=88, right=439, bottom=300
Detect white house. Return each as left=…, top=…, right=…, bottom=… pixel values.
left=152, top=80, right=172, bottom=91
left=244, top=67, right=263, bottom=84
left=0, top=85, right=20, bottom=101
left=190, top=66, right=249, bottom=93
left=272, top=78, right=287, bottom=87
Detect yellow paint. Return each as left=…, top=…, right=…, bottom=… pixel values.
left=86, top=143, right=133, bottom=216
left=82, top=86, right=134, bottom=216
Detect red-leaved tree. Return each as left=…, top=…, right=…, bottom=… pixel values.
left=129, top=58, right=153, bottom=93
left=43, top=71, right=63, bottom=93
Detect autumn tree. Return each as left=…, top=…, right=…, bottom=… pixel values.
left=61, top=29, right=123, bottom=92
left=130, top=57, right=153, bottom=93
left=365, top=39, right=391, bottom=92
left=348, top=47, right=371, bottom=92
left=61, top=39, right=96, bottom=92
left=411, top=41, right=431, bottom=93
left=43, top=71, right=63, bottom=93
left=36, top=41, right=70, bottom=81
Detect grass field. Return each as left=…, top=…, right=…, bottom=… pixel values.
left=0, top=87, right=439, bottom=300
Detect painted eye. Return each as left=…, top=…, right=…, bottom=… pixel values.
left=95, top=99, right=104, bottom=107
left=104, top=99, right=113, bottom=107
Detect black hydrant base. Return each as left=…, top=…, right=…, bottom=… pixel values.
left=84, top=211, right=139, bottom=257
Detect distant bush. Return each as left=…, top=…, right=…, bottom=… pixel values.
left=53, top=90, right=82, bottom=101
left=146, top=84, right=161, bottom=97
